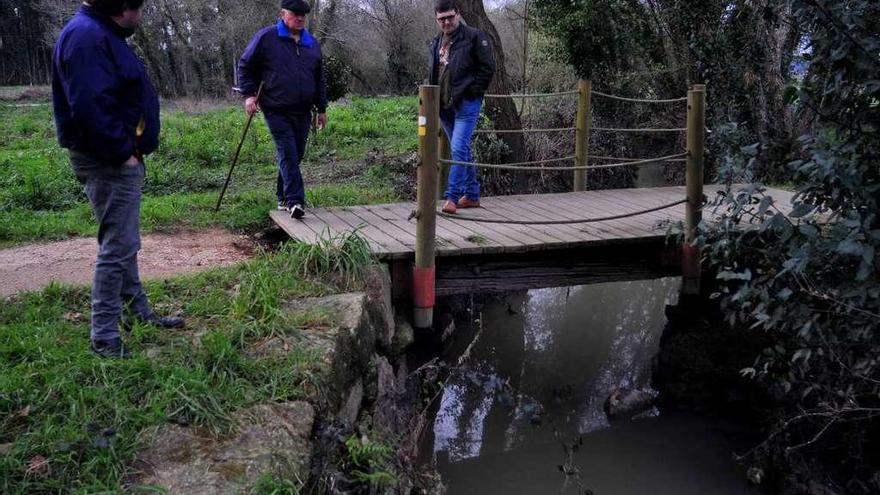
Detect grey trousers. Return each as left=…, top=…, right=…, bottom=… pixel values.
left=70, top=151, right=152, bottom=342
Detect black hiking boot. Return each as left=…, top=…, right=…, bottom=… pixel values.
left=289, top=203, right=305, bottom=219
left=90, top=338, right=133, bottom=359
left=140, top=313, right=185, bottom=329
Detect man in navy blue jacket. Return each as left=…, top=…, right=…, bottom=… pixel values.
left=238, top=0, right=328, bottom=220
left=52, top=0, right=184, bottom=359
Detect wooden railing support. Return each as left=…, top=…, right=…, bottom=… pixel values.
left=573, top=79, right=592, bottom=192
left=414, top=85, right=440, bottom=328
left=438, top=132, right=451, bottom=200
left=683, top=84, right=706, bottom=295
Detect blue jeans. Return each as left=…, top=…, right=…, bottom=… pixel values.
left=440, top=97, right=482, bottom=202
left=70, top=151, right=152, bottom=342
left=264, top=110, right=311, bottom=207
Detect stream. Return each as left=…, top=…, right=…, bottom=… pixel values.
left=421, top=278, right=762, bottom=494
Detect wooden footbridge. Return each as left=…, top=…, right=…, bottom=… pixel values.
left=271, top=82, right=793, bottom=327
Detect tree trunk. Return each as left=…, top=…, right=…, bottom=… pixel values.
left=457, top=0, right=527, bottom=191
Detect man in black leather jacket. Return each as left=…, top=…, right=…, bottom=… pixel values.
left=427, top=0, right=495, bottom=214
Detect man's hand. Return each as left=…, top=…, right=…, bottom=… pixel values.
left=316, top=113, right=327, bottom=130
left=124, top=155, right=140, bottom=166
left=245, top=96, right=260, bottom=115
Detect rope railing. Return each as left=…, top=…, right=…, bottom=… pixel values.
left=592, top=126, right=686, bottom=133
left=410, top=83, right=707, bottom=323
left=591, top=90, right=688, bottom=104
left=483, top=90, right=580, bottom=99
left=437, top=199, right=688, bottom=225
left=587, top=154, right=685, bottom=162
left=439, top=155, right=577, bottom=169
left=472, top=127, right=576, bottom=135
left=439, top=152, right=687, bottom=171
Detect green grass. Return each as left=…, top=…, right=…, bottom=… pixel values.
left=0, top=96, right=416, bottom=247
left=0, top=235, right=376, bottom=493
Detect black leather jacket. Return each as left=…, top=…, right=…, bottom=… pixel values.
left=427, top=24, right=496, bottom=109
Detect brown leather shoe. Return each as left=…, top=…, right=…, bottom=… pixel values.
left=441, top=200, right=457, bottom=214
left=458, top=197, right=481, bottom=208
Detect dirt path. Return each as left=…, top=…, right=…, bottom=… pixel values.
left=0, top=229, right=256, bottom=297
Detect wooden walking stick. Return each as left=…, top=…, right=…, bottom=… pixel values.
left=214, top=82, right=264, bottom=212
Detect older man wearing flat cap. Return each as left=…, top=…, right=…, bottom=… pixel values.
left=238, top=0, right=327, bottom=219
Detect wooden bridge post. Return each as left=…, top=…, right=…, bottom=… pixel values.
left=683, top=84, right=706, bottom=295
left=414, top=85, right=440, bottom=328
left=574, top=79, right=592, bottom=192
left=438, top=133, right=450, bottom=200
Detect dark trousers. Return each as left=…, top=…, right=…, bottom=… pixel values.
left=70, top=151, right=152, bottom=342
left=263, top=110, right=311, bottom=207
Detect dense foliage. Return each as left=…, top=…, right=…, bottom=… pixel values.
left=537, top=0, right=878, bottom=491
left=534, top=0, right=802, bottom=182
left=701, top=1, right=879, bottom=492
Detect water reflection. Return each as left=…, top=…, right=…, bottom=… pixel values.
left=428, top=278, right=757, bottom=494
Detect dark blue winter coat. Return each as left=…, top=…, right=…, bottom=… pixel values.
left=52, top=5, right=160, bottom=165
left=238, top=21, right=327, bottom=114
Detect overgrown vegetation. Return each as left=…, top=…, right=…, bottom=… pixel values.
left=344, top=435, right=396, bottom=490
left=0, top=232, right=376, bottom=493
left=535, top=0, right=879, bottom=492
left=696, top=2, right=879, bottom=492
left=0, top=96, right=414, bottom=247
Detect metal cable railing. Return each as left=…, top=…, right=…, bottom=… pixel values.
left=437, top=199, right=688, bottom=225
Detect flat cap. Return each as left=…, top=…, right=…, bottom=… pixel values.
left=281, top=0, right=311, bottom=13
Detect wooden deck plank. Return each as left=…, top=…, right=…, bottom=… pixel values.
left=343, top=205, right=420, bottom=254
left=496, top=195, right=612, bottom=245
left=326, top=207, right=412, bottom=257
left=378, top=203, right=486, bottom=256
left=529, top=193, right=643, bottom=240
left=573, top=189, right=677, bottom=236
left=426, top=200, right=541, bottom=253
left=270, top=186, right=793, bottom=260
left=477, top=195, right=592, bottom=247
left=270, top=210, right=324, bottom=243
left=437, top=213, right=535, bottom=254
left=508, top=196, right=624, bottom=241
left=464, top=197, right=575, bottom=250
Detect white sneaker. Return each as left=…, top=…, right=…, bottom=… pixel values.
left=277, top=201, right=287, bottom=211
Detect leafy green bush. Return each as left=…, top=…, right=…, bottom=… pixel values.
left=699, top=1, right=879, bottom=491
left=324, top=54, right=352, bottom=102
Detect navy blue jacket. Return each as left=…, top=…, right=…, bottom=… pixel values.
left=52, top=5, right=159, bottom=165
left=238, top=21, right=327, bottom=114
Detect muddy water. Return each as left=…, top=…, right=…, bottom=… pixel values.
left=423, top=278, right=760, bottom=494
